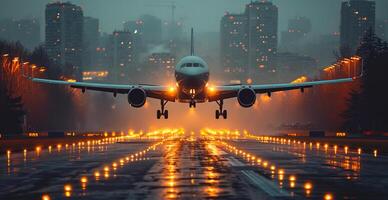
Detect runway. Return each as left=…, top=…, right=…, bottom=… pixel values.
left=1, top=129, right=388, bottom=200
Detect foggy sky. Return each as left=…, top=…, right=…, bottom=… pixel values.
left=1, top=0, right=387, bottom=37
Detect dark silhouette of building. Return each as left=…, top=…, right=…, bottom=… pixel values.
left=112, top=31, right=136, bottom=81
left=83, top=16, right=100, bottom=67
left=220, top=13, right=248, bottom=80
left=376, top=19, right=388, bottom=41
left=276, top=52, right=317, bottom=78
left=245, top=1, right=278, bottom=74
left=45, top=2, right=84, bottom=71
left=340, top=0, right=375, bottom=55
left=220, top=1, right=278, bottom=81
left=123, top=20, right=145, bottom=56
left=94, top=33, right=114, bottom=73
left=281, top=16, right=312, bottom=50
left=138, top=15, right=162, bottom=46
left=0, top=18, right=40, bottom=50
left=147, top=52, right=176, bottom=78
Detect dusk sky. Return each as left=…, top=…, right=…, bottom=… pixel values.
left=1, top=0, right=387, bottom=36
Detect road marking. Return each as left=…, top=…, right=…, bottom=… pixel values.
left=227, top=157, right=246, bottom=167
left=241, top=170, right=291, bottom=197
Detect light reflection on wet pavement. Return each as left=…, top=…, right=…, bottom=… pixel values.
left=2, top=130, right=388, bottom=199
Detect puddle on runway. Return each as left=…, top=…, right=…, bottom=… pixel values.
left=129, top=139, right=247, bottom=199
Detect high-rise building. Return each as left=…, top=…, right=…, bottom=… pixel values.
left=139, top=15, right=162, bottom=45
left=281, top=16, right=311, bottom=50
left=220, top=13, right=248, bottom=79
left=147, top=52, right=176, bottom=78
left=0, top=18, right=40, bottom=50
left=219, top=1, right=278, bottom=81
left=45, top=2, right=83, bottom=71
left=83, top=16, right=100, bottom=67
left=123, top=20, right=145, bottom=55
left=376, top=19, right=388, bottom=41
left=245, top=1, right=278, bottom=74
left=112, top=31, right=135, bottom=81
left=340, top=0, right=375, bottom=55
left=276, top=52, right=317, bottom=78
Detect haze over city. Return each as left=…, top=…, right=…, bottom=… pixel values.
left=1, top=0, right=387, bottom=35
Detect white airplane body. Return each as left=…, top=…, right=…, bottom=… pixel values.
left=29, top=29, right=359, bottom=119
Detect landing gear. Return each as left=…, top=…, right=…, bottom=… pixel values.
left=189, top=101, right=196, bottom=108
left=157, top=99, right=169, bottom=119
left=215, top=100, right=227, bottom=119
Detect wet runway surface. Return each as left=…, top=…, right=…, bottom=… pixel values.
left=1, top=131, right=388, bottom=200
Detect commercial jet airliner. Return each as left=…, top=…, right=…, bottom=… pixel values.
left=27, top=29, right=360, bottom=119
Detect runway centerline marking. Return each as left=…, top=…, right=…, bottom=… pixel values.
left=241, top=170, right=291, bottom=197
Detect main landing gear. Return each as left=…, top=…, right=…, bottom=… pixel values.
left=215, top=99, right=227, bottom=119
left=157, top=99, right=168, bottom=119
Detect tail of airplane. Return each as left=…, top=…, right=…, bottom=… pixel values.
left=190, top=28, right=194, bottom=56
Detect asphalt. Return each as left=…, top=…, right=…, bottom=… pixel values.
left=1, top=136, right=388, bottom=200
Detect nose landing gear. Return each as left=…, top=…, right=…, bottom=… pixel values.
left=215, top=99, right=227, bottom=119
left=189, top=101, right=196, bottom=108
left=157, top=99, right=169, bottom=119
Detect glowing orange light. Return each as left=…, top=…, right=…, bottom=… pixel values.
left=64, top=184, right=72, bottom=192
left=304, top=182, right=313, bottom=190
left=42, top=194, right=51, bottom=200
left=80, top=176, right=88, bottom=183
left=67, top=79, right=76, bottom=83
left=324, top=193, right=333, bottom=200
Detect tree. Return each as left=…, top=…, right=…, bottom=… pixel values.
left=343, top=31, right=388, bottom=132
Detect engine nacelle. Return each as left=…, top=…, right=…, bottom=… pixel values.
left=128, top=88, right=146, bottom=108
left=237, top=88, right=256, bottom=108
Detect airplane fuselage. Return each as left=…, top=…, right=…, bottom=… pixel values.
left=175, top=56, right=209, bottom=103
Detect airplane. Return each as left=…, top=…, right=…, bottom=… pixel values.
left=26, top=28, right=361, bottom=119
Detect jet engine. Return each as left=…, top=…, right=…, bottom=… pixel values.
left=128, top=88, right=146, bottom=108
left=237, top=88, right=256, bottom=108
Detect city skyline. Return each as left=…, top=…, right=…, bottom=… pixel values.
left=1, top=0, right=388, bottom=37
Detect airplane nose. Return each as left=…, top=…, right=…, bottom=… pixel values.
left=182, top=67, right=205, bottom=76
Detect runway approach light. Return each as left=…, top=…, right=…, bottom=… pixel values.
left=304, top=182, right=313, bottom=190
left=80, top=176, right=88, bottom=183
left=42, top=194, right=51, bottom=200
left=64, top=184, right=72, bottom=192
left=324, top=193, right=333, bottom=200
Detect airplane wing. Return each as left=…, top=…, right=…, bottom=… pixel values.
left=31, top=78, right=176, bottom=101
left=208, top=77, right=356, bottom=102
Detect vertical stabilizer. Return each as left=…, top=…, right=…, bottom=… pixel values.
left=190, top=28, right=194, bottom=56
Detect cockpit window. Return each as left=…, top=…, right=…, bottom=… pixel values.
left=181, top=63, right=205, bottom=68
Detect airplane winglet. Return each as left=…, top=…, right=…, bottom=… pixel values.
left=353, top=57, right=364, bottom=80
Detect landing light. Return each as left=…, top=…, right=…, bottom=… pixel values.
left=207, top=86, right=216, bottom=93
left=169, top=86, right=176, bottom=93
